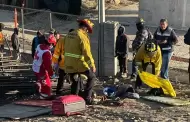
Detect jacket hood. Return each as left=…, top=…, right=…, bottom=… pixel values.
left=14, top=28, right=19, bottom=35
left=118, top=26, right=125, bottom=36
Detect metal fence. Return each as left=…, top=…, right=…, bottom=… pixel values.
left=0, top=4, right=95, bottom=50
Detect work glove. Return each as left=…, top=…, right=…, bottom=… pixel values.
left=135, top=62, right=143, bottom=72
left=52, top=63, right=58, bottom=71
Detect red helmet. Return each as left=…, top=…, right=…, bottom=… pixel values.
left=45, top=34, right=56, bottom=46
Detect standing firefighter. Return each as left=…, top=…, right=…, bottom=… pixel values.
left=0, top=23, right=5, bottom=52
left=52, top=34, right=66, bottom=95
left=154, top=19, right=178, bottom=79
left=131, top=18, right=153, bottom=81
left=115, top=25, right=129, bottom=78
left=32, top=34, right=56, bottom=99
left=63, top=19, right=96, bottom=105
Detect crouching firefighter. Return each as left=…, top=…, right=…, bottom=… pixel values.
left=115, top=25, right=129, bottom=78
left=32, top=34, right=55, bottom=99
left=134, top=39, right=162, bottom=89
left=63, top=19, right=97, bottom=105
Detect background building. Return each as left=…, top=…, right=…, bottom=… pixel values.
left=139, top=0, right=189, bottom=30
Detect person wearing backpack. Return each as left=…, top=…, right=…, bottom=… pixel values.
left=154, top=19, right=178, bottom=79
left=131, top=18, right=153, bottom=81
left=11, top=28, right=20, bottom=60
left=0, top=23, right=5, bottom=53
left=31, top=30, right=44, bottom=58
left=115, top=25, right=129, bottom=78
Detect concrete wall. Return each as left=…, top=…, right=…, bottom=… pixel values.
left=103, top=21, right=119, bottom=76
left=139, top=0, right=189, bottom=30
left=90, top=20, right=119, bottom=76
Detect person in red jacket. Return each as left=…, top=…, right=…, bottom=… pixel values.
left=32, top=34, right=56, bottom=99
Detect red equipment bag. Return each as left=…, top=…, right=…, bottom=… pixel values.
left=52, top=95, right=86, bottom=116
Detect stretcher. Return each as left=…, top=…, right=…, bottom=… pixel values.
left=137, top=70, right=176, bottom=97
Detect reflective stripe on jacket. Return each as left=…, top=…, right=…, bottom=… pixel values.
left=154, top=27, right=177, bottom=53
left=63, top=29, right=95, bottom=73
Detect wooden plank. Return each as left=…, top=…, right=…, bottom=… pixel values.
left=0, top=69, right=32, bottom=72
left=0, top=60, right=20, bottom=63
left=0, top=64, right=32, bottom=68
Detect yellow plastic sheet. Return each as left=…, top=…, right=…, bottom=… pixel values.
left=138, top=70, right=176, bottom=97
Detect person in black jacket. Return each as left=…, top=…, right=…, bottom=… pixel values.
left=154, top=19, right=178, bottom=79
left=131, top=18, right=152, bottom=81
left=115, top=26, right=129, bottom=78
left=11, top=28, right=20, bottom=60
left=31, top=30, right=43, bottom=58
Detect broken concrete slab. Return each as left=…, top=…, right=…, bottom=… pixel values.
left=0, top=104, right=51, bottom=120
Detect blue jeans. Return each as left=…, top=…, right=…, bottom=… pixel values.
left=160, top=52, right=173, bottom=79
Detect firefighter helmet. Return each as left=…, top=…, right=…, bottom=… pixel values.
left=144, top=40, right=157, bottom=57
left=45, top=34, right=56, bottom=46
left=77, top=19, right=94, bottom=33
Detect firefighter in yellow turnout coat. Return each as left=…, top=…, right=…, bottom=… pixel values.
left=134, top=40, right=162, bottom=89
left=52, top=36, right=66, bottom=95
left=55, top=19, right=96, bottom=104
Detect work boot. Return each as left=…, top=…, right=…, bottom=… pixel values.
left=85, top=98, right=96, bottom=105
left=121, top=73, right=127, bottom=78
left=130, top=74, right=136, bottom=81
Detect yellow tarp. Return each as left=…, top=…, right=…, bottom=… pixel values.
left=138, top=70, right=176, bottom=97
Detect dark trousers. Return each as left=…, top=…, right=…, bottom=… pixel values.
left=70, top=70, right=96, bottom=100
left=56, top=69, right=66, bottom=94
left=118, top=55, right=128, bottom=73
left=135, top=62, right=155, bottom=89
left=0, top=45, right=4, bottom=52
left=132, top=52, right=137, bottom=76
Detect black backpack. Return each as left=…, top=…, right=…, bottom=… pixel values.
left=184, top=28, right=190, bottom=45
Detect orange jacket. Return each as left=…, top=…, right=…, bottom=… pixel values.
left=52, top=37, right=64, bottom=70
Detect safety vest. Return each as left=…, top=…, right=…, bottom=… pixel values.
left=0, top=32, right=4, bottom=45
left=32, top=45, right=50, bottom=73
left=155, top=27, right=173, bottom=52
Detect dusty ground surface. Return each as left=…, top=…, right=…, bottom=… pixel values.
left=1, top=78, right=190, bottom=122
left=0, top=1, right=190, bottom=122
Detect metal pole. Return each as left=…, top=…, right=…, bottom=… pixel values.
left=98, top=0, right=105, bottom=76
left=50, top=12, right=53, bottom=29
left=21, top=3, right=25, bottom=51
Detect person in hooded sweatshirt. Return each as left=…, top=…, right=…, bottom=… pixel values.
left=11, top=28, right=20, bottom=60
left=115, top=26, right=129, bottom=78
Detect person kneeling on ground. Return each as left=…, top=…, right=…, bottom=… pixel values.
left=115, top=25, right=129, bottom=78
left=134, top=39, right=162, bottom=89
left=32, top=34, right=55, bottom=99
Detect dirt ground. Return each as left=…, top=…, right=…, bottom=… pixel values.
left=2, top=78, right=190, bottom=122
